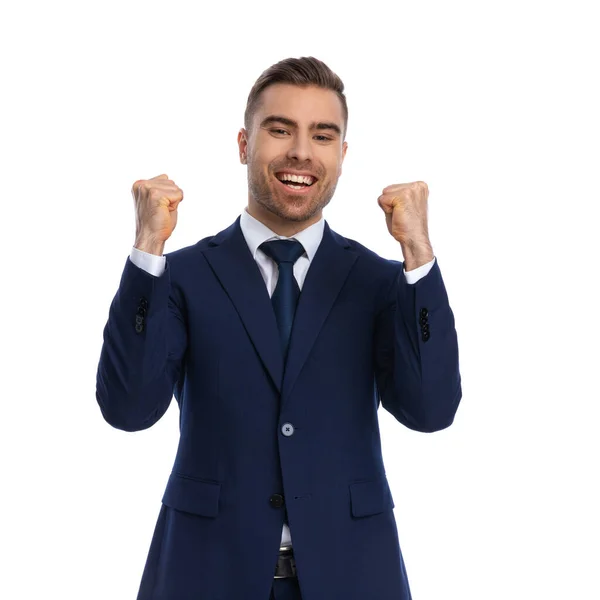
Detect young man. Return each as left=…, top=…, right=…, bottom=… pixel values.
left=96, top=56, right=462, bottom=600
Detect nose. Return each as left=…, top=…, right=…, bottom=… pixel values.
left=286, top=134, right=313, bottom=163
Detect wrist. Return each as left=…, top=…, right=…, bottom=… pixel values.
left=134, top=235, right=165, bottom=256
left=399, top=239, right=434, bottom=271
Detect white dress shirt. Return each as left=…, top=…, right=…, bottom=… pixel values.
left=129, top=207, right=436, bottom=548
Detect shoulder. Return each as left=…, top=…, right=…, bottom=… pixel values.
left=331, top=227, right=403, bottom=277
left=162, top=233, right=219, bottom=277
left=328, top=228, right=405, bottom=312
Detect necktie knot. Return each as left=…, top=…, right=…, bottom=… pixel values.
left=259, top=239, right=305, bottom=265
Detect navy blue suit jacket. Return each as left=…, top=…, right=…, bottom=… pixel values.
left=96, top=216, right=462, bottom=600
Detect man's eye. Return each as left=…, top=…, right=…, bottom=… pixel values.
left=270, top=129, right=331, bottom=142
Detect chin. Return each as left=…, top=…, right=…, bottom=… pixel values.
left=270, top=202, right=313, bottom=222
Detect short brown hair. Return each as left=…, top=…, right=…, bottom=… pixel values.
left=244, top=56, right=348, bottom=141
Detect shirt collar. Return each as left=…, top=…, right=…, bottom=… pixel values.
left=240, top=206, right=324, bottom=263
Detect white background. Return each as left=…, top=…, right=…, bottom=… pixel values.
left=1, top=0, right=599, bottom=598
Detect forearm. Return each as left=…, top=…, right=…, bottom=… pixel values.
left=375, top=258, right=462, bottom=432
left=400, top=238, right=435, bottom=272
left=95, top=256, right=184, bottom=431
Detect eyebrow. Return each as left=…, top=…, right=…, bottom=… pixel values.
left=260, top=115, right=342, bottom=137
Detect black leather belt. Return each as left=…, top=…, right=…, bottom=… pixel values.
left=274, top=545, right=297, bottom=579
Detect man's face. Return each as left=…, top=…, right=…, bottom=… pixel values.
left=238, top=84, right=348, bottom=230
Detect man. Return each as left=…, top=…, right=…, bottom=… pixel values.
left=96, top=56, right=462, bottom=600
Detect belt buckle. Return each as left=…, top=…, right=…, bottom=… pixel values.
left=274, top=545, right=296, bottom=579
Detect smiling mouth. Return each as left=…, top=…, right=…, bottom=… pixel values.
left=275, top=170, right=317, bottom=185
left=273, top=176, right=318, bottom=194
left=280, top=181, right=310, bottom=189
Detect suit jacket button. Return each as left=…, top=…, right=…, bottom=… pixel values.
left=281, top=422, right=295, bottom=437
left=420, top=307, right=428, bottom=318
left=270, top=494, right=284, bottom=508
left=422, top=331, right=430, bottom=342
left=135, top=322, right=144, bottom=334
left=140, top=297, right=148, bottom=309
left=135, top=314, right=144, bottom=325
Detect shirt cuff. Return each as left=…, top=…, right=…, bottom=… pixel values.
left=130, top=246, right=166, bottom=277
left=403, top=256, right=436, bottom=284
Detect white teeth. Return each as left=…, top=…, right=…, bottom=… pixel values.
left=277, top=173, right=314, bottom=185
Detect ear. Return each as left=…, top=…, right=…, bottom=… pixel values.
left=238, top=128, right=249, bottom=164
left=339, top=141, right=348, bottom=176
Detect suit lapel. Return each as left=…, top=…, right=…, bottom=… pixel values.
left=202, top=217, right=284, bottom=393
left=281, top=221, right=357, bottom=400
left=201, top=216, right=358, bottom=399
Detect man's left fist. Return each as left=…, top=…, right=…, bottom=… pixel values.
left=377, top=181, right=434, bottom=268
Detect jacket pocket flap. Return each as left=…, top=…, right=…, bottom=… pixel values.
left=161, top=472, right=221, bottom=517
left=349, top=477, right=395, bottom=518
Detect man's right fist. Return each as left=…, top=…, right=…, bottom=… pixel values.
left=132, top=174, right=184, bottom=254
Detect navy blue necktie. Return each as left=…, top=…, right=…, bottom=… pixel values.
left=259, top=239, right=305, bottom=361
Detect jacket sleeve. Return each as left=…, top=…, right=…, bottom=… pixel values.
left=95, top=256, right=187, bottom=432
left=374, top=257, right=462, bottom=432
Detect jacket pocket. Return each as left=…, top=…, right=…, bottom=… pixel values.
left=161, top=472, right=221, bottom=517
left=349, top=476, right=395, bottom=518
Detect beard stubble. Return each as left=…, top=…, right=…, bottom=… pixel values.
left=247, top=165, right=338, bottom=223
